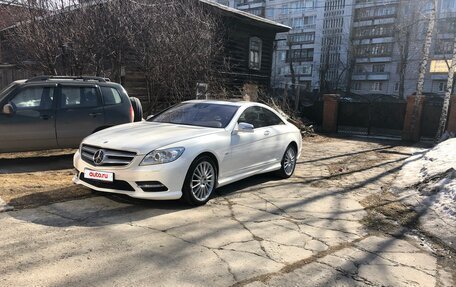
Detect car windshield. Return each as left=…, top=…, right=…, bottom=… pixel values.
left=0, top=82, right=17, bottom=102
left=150, top=102, right=239, bottom=128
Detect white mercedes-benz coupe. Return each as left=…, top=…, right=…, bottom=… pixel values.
left=73, top=100, right=302, bottom=205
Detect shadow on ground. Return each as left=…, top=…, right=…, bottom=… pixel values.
left=0, top=154, right=74, bottom=174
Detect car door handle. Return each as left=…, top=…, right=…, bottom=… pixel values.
left=89, top=112, right=103, bottom=117
left=264, top=130, right=270, bottom=136
left=40, top=115, right=51, bottom=120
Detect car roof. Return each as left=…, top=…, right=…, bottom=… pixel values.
left=184, top=99, right=259, bottom=107
left=182, top=100, right=289, bottom=119
left=13, top=78, right=120, bottom=87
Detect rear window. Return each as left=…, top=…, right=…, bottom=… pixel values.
left=61, top=86, right=99, bottom=108
left=101, top=87, right=122, bottom=105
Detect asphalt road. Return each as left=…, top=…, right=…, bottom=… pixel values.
left=0, top=136, right=454, bottom=287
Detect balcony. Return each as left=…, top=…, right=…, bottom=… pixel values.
left=286, top=57, right=313, bottom=63
left=237, top=0, right=266, bottom=9
left=354, top=0, right=399, bottom=8
left=352, top=72, right=390, bottom=81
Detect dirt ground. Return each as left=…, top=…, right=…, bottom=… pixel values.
left=0, top=149, right=93, bottom=209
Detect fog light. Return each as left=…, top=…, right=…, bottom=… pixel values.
left=136, top=181, right=168, bottom=192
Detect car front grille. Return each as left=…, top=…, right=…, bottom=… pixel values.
left=81, top=144, right=137, bottom=167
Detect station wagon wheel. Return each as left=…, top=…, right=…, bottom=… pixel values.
left=182, top=156, right=217, bottom=206
left=276, top=144, right=297, bottom=179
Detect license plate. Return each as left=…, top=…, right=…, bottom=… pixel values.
left=84, top=169, right=114, bottom=182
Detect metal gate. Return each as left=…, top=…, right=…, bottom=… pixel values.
left=420, top=95, right=444, bottom=140
left=337, top=94, right=407, bottom=137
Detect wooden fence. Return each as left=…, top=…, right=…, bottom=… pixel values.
left=0, top=65, right=34, bottom=90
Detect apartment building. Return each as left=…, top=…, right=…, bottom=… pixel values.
left=316, top=0, right=353, bottom=92
left=351, top=0, right=456, bottom=97
left=217, top=0, right=456, bottom=97
left=428, top=0, right=456, bottom=95
left=350, top=0, right=400, bottom=95
left=217, top=0, right=320, bottom=92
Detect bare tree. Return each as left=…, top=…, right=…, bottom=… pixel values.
left=125, top=0, right=225, bottom=111
left=344, top=38, right=356, bottom=95
left=394, top=0, right=419, bottom=99
left=320, top=35, right=353, bottom=94
left=435, top=31, right=456, bottom=141
left=286, top=38, right=297, bottom=104
left=3, top=0, right=133, bottom=77
left=319, top=37, right=331, bottom=93
left=409, top=0, right=437, bottom=138
left=2, top=0, right=226, bottom=111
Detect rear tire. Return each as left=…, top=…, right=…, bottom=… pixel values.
left=276, top=144, right=297, bottom=179
left=182, top=156, right=217, bottom=206
left=129, top=97, right=143, bottom=122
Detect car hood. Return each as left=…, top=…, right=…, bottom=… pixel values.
left=83, top=121, right=223, bottom=155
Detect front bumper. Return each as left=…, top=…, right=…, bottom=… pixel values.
left=73, top=151, right=188, bottom=200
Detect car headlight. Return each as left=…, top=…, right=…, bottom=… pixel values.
left=140, top=147, right=185, bottom=166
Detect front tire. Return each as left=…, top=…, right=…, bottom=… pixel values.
left=276, top=144, right=297, bottom=179
left=182, top=156, right=217, bottom=206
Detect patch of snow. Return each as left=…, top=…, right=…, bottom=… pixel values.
left=432, top=177, right=456, bottom=220
left=393, top=139, right=456, bottom=248
left=394, top=138, right=456, bottom=189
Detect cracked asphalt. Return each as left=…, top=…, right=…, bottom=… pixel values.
left=0, top=136, right=454, bottom=287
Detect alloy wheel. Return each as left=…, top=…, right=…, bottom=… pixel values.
left=284, top=147, right=296, bottom=176
left=190, top=161, right=215, bottom=201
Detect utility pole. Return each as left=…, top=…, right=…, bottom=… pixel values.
left=409, top=0, right=437, bottom=139
left=435, top=34, right=456, bottom=142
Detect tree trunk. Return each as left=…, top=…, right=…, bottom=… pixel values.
left=288, top=41, right=297, bottom=101
left=409, top=0, right=436, bottom=139
left=397, top=2, right=415, bottom=100
left=435, top=35, right=456, bottom=142
left=345, top=45, right=355, bottom=95
left=398, top=28, right=411, bottom=99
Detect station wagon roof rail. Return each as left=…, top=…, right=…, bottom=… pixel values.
left=25, top=76, right=110, bottom=83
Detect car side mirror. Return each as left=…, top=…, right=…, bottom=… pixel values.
left=237, top=122, right=254, bottom=133
left=146, top=115, right=154, bottom=121
left=2, top=104, right=15, bottom=115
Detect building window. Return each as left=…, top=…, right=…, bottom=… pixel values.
left=371, top=82, right=383, bottom=91
left=354, top=65, right=365, bottom=73
left=288, top=32, right=315, bottom=44
left=298, top=64, right=313, bottom=76
left=394, top=82, right=399, bottom=91
left=353, top=82, right=362, bottom=90
left=249, top=37, right=262, bottom=70
left=438, top=82, right=448, bottom=93
left=355, top=43, right=393, bottom=57
left=435, top=40, right=453, bottom=55
left=286, top=48, right=314, bottom=62
left=372, top=64, right=385, bottom=73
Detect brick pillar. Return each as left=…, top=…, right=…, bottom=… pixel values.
left=402, top=95, right=425, bottom=142
left=447, top=95, right=456, bottom=134
left=322, top=94, right=340, bottom=133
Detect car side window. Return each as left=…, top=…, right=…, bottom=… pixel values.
left=61, top=86, right=99, bottom=108
left=238, top=106, right=284, bottom=128
left=11, top=86, right=54, bottom=110
left=101, top=87, right=122, bottom=105
left=238, top=107, right=261, bottom=128
left=258, top=107, right=284, bottom=127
